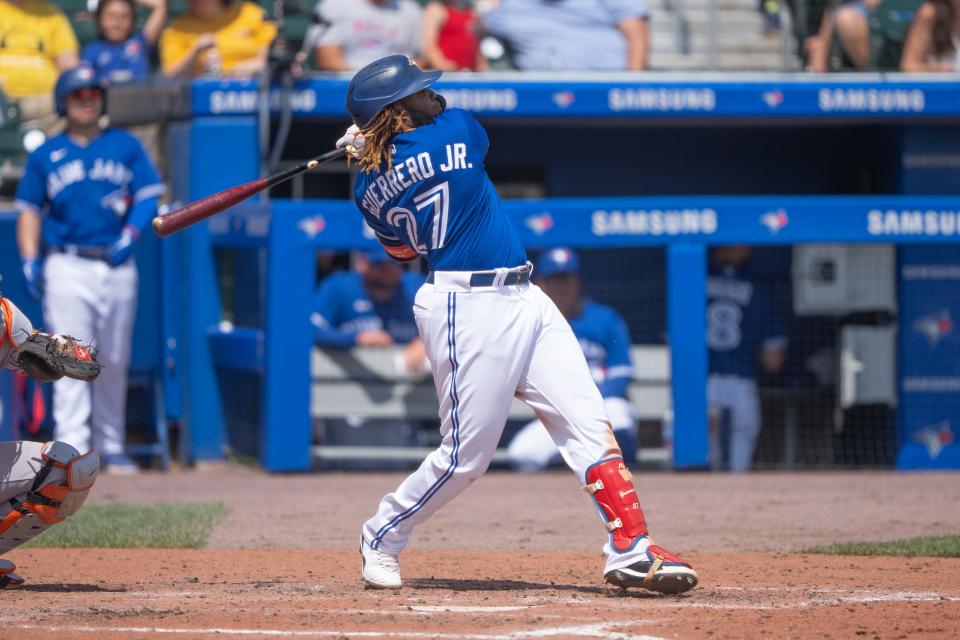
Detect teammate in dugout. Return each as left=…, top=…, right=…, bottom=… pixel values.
left=15, top=65, right=166, bottom=475
left=312, top=247, right=428, bottom=448
left=312, top=247, right=427, bottom=372
left=507, top=247, right=638, bottom=470
left=0, top=293, right=102, bottom=589
left=339, top=55, right=697, bottom=593
left=707, top=246, right=787, bottom=473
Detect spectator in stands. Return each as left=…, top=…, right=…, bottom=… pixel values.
left=160, top=0, right=277, bottom=78
left=0, top=0, right=79, bottom=132
left=806, top=0, right=879, bottom=70
left=312, top=248, right=427, bottom=373
left=83, top=0, right=167, bottom=85
left=900, top=0, right=960, bottom=71
left=706, top=246, right=787, bottom=473
left=507, top=248, right=637, bottom=471
left=481, top=0, right=649, bottom=71
left=422, top=1, right=488, bottom=71
left=311, top=0, right=423, bottom=71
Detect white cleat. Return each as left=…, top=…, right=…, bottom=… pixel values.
left=360, top=537, right=402, bottom=590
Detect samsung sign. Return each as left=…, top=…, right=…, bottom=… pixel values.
left=208, top=89, right=319, bottom=114
left=608, top=88, right=716, bottom=113
left=440, top=89, right=518, bottom=112
left=818, top=89, right=925, bottom=113
left=868, top=209, right=960, bottom=236
left=592, top=209, right=718, bottom=236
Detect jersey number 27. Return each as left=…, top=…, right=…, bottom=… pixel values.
left=385, top=181, right=450, bottom=256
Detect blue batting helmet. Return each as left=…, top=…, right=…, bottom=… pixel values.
left=54, top=65, right=106, bottom=117
left=346, top=55, right=442, bottom=127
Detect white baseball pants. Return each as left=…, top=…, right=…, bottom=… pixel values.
left=42, top=253, right=138, bottom=455
left=363, top=274, right=620, bottom=554
left=508, top=396, right=635, bottom=472
left=707, top=374, right=761, bottom=473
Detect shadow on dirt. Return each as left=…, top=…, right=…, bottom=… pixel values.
left=405, top=577, right=664, bottom=598
left=19, top=583, right=128, bottom=593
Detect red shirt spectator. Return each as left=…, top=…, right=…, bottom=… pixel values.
left=422, top=1, right=488, bottom=71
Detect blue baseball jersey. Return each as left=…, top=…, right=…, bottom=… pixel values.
left=353, top=108, right=527, bottom=272
left=707, top=265, right=787, bottom=377
left=569, top=300, right=633, bottom=399
left=311, top=271, right=426, bottom=348
left=81, top=32, right=151, bottom=84
left=16, top=128, right=165, bottom=247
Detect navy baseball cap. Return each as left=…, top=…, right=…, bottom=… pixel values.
left=537, top=247, right=580, bottom=278
left=360, top=246, right=391, bottom=264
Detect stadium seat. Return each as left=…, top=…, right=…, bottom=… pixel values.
left=868, top=0, right=924, bottom=69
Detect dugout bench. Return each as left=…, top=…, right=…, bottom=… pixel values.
left=310, top=345, right=672, bottom=466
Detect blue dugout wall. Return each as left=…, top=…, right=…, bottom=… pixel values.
left=12, top=73, right=956, bottom=470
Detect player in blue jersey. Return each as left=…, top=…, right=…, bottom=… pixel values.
left=15, top=65, right=165, bottom=475
left=313, top=248, right=426, bottom=362
left=707, top=246, right=787, bottom=473
left=339, top=55, right=697, bottom=594
left=312, top=247, right=429, bottom=450
left=507, top=247, right=638, bottom=470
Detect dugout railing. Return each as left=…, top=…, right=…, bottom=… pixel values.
left=156, top=73, right=960, bottom=472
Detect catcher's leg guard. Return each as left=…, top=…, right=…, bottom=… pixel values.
left=583, top=457, right=698, bottom=594
left=0, top=441, right=99, bottom=588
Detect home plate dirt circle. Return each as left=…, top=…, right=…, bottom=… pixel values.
left=3, top=549, right=959, bottom=639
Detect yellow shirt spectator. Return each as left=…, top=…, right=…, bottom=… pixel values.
left=0, top=0, right=79, bottom=98
left=160, top=1, right=277, bottom=77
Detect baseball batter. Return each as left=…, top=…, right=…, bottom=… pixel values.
left=0, top=292, right=102, bottom=589
left=707, top=246, right=787, bottom=472
left=508, top=247, right=638, bottom=470
left=339, top=55, right=697, bottom=593
left=15, top=65, right=165, bottom=474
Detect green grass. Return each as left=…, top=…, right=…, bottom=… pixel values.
left=806, top=533, right=960, bottom=558
left=24, top=503, right=229, bottom=549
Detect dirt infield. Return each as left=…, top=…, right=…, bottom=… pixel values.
left=4, top=469, right=960, bottom=639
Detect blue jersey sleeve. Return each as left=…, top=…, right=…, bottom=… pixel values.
left=311, top=276, right=359, bottom=348
left=15, top=149, right=47, bottom=212
left=599, top=309, right=633, bottom=399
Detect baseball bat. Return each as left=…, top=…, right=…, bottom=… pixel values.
left=152, top=147, right=347, bottom=238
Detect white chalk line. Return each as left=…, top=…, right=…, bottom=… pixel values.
left=7, top=622, right=666, bottom=640
left=656, top=590, right=960, bottom=610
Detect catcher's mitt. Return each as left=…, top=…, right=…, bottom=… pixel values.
left=12, top=331, right=101, bottom=382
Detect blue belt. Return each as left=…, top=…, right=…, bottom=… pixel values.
left=426, top=265, right=531, bottom=287
left=47, top=246, right=110, bottom=261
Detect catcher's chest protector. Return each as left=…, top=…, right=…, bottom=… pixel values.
left=0, top=297, right=34, bottom=370
left=0, top=441, right=99, bottom=555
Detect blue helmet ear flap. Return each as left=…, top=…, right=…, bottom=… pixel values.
left=346, top=55, right=443, bottom=127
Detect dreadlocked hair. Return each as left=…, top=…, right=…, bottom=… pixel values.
left=356, top=104, right=415, bottom=173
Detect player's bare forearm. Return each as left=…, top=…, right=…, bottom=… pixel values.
left=16, top=209, right=41, bottom=259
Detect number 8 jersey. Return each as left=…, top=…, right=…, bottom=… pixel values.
left=352, top=108, right=527, bottom=272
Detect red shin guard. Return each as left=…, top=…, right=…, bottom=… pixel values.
left=583, top=457, right=648, bottom=552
